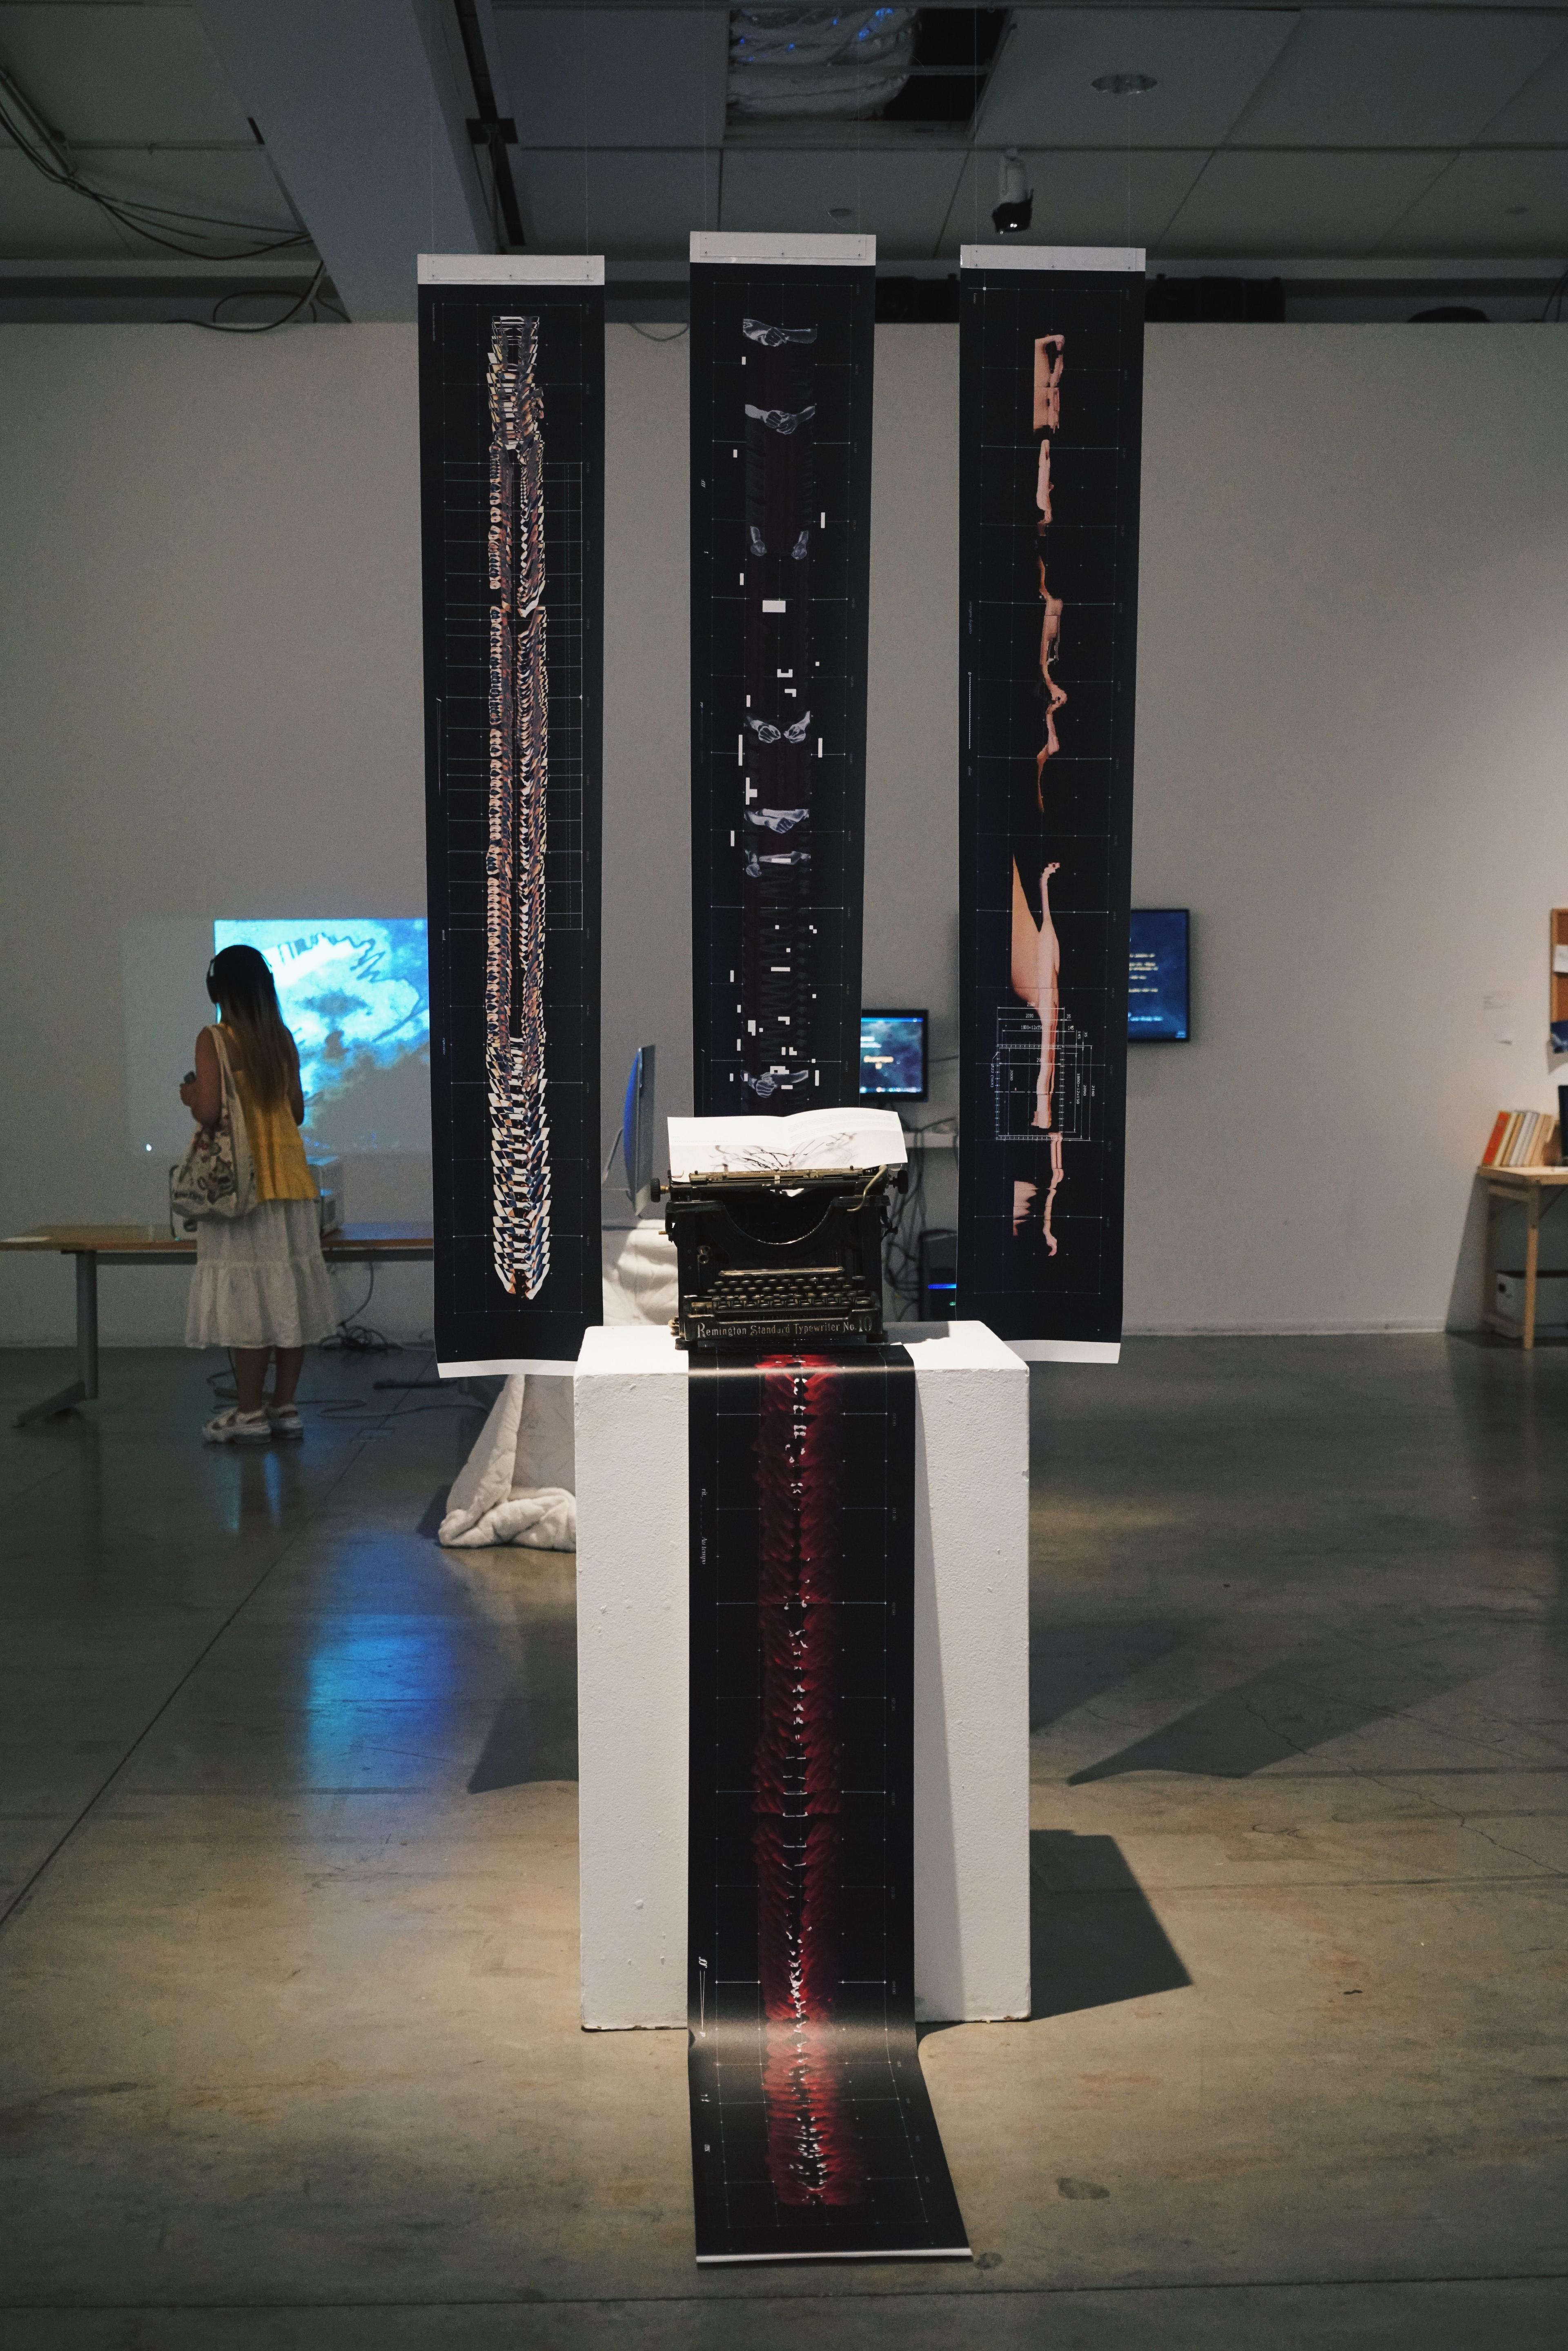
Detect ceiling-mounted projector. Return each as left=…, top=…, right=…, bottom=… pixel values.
left=992, top=149, right=1032, bottom=236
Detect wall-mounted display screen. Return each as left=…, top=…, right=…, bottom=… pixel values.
left=1128, top=909, right=1190, bottom=1042
left=212, top=919, right=430, bottom=1152
left=860, top=1009, right=928, bottom=1101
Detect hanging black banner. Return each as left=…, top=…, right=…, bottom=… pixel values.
left=686, top=1347, right=969, bottom=2264
left=689, top=236, right=876, bottom=1116
left=419, top=261, right=604, bottom=1371
left=956, top=250, right=1144, bottom=1360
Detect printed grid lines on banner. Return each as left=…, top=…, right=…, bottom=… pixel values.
left=690, top=263, right=875, bottom=1116
left=687, top=1347, right=968, bottom=2264
left=420, top=281, right=604, bottom=1367
left=958, top=265, right=1144, bottom=1350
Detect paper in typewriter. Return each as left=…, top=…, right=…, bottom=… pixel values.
left=668, top=1106, right=907, bottom=1178
left=419, top=265, right=604, bottom=1370
left=689, top=245, right=875, bottom=1117
left=686, top=1348, right=969, bottom=2264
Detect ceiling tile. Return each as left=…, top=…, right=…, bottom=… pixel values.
left=938, top=147, right=1207, bottom=258
left=0, top=150, right=132, bottom=258
left=720, top=149, right=964, bottom=260
left=977, top=9, right=1298, bottom=149
left=1373, top=148, right=1568, bottom=257
left=0, top=5, right=255, bottom=145
left=518, top=149, right=718, bottom=260
left=0, top=147, right=298, bottom=260
left=494, top=7, right=728, bottom=149
left=1227, top=9, right=1568, bottom=147
left=1473, top=30, right=1568, bottom=143
left=1160, top=149, right=1455, bottom=258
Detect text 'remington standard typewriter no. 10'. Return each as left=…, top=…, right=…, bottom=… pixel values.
left=664, top=1110, right=908, bottom=1350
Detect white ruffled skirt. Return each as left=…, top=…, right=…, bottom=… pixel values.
left=186, top=1199, right=339, bottom=1350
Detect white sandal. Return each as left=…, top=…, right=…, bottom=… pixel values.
left=201, top=1407, right=272, bottom=1446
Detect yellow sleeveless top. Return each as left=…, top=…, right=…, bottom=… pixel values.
left=218, top=1025, right=317, bottom=1204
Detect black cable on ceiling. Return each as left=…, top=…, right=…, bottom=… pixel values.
left=184, top=256, right=341, bottom=334
left=0, top=63, right=312, bottom=263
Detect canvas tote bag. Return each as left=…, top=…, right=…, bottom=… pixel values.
left=171, top=1025, right=258, bottom=1224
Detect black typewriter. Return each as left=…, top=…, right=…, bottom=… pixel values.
left=665, top=1164, right=903, bottom=1349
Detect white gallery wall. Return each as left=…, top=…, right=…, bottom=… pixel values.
left=2, top=319, right=1566, bottom=1346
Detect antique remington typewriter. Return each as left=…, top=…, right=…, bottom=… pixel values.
left=664, top=1111, right=907, bottom=1350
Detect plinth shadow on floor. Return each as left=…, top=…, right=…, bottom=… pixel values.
left=466, top=1615, right=579, bottom=1790
left=1029, top=1829, right=1191, bottom=2019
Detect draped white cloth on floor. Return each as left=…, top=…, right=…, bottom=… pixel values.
left=437, top=1221, right=678, bottom=1552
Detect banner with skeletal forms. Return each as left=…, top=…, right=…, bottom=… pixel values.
left=690, top=240, right=875, bottom=1114
left=419, top=261, right=604, bottom=1371
left=957, top=252, right=1144, bottom=1361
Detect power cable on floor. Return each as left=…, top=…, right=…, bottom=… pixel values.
left=320, top=1261, right=401, bottom=1358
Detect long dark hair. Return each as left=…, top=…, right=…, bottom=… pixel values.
left=207, top=945, right=295, bottom=1110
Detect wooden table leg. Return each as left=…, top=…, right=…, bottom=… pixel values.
left=1525, top=1189, right=1540, bottom=1350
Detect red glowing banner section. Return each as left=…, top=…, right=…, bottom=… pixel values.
left=686, top=1346, right=968, bottom=2264
left=753, top=1358, right=852, bottom=2201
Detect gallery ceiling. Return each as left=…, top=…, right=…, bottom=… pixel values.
left=0, top=2, right=1564, bottom=321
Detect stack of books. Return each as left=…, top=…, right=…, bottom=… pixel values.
left=1481, top=1110, right=1563, bottom=1169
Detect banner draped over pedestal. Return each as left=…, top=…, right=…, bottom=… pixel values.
left=686, top=1348, right=968, bottom=2265
left=419, top=259, right=604, bottom=1373
left=956, top=248, right=1144, bottom=1362
left=689, top=235, right=875, bottom=1115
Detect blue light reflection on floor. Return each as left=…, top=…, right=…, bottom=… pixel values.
left=303, top=1613, right=470, bottom=1783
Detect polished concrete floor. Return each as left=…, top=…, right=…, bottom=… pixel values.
left=0, top=1335, right=1564, bottom=2348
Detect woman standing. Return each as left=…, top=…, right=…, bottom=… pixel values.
left=180, top=944, right=338, bottom=1444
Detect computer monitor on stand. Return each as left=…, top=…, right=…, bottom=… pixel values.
left=623, top=1045, right=657, bottom=1216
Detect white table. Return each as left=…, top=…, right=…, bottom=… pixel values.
left=573, top=1320, right=1030, bottom=2029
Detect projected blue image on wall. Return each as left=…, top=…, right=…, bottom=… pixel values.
left=1128, top=910, right=1190, bottom=1043
left=214, top=920, right=431, bottom=1152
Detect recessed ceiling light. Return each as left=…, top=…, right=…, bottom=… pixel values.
left=829, top=206, right=853, bottom=221
left=1092, top=72, right=1157, bottom=96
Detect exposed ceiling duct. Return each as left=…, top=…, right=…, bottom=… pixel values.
left=727, top=7, right=917, bottom=122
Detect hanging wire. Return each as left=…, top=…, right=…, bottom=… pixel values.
left=0, top=69, right=309, bottom=261
left=187, top=257, right=332, bottom=334
left=855, top=4, right=864, bottom=238
left=706, top=0, right=718, bottom=238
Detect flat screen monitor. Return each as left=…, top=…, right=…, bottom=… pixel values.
left=860, top=1009, right=928, bottom=1102
left=621, top=1043, right=656, bottom=1216
left=1128, top=910, right=1190, bottom=1043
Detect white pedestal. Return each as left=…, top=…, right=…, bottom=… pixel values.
left=573, top=1321, right=1030, bottom=2028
